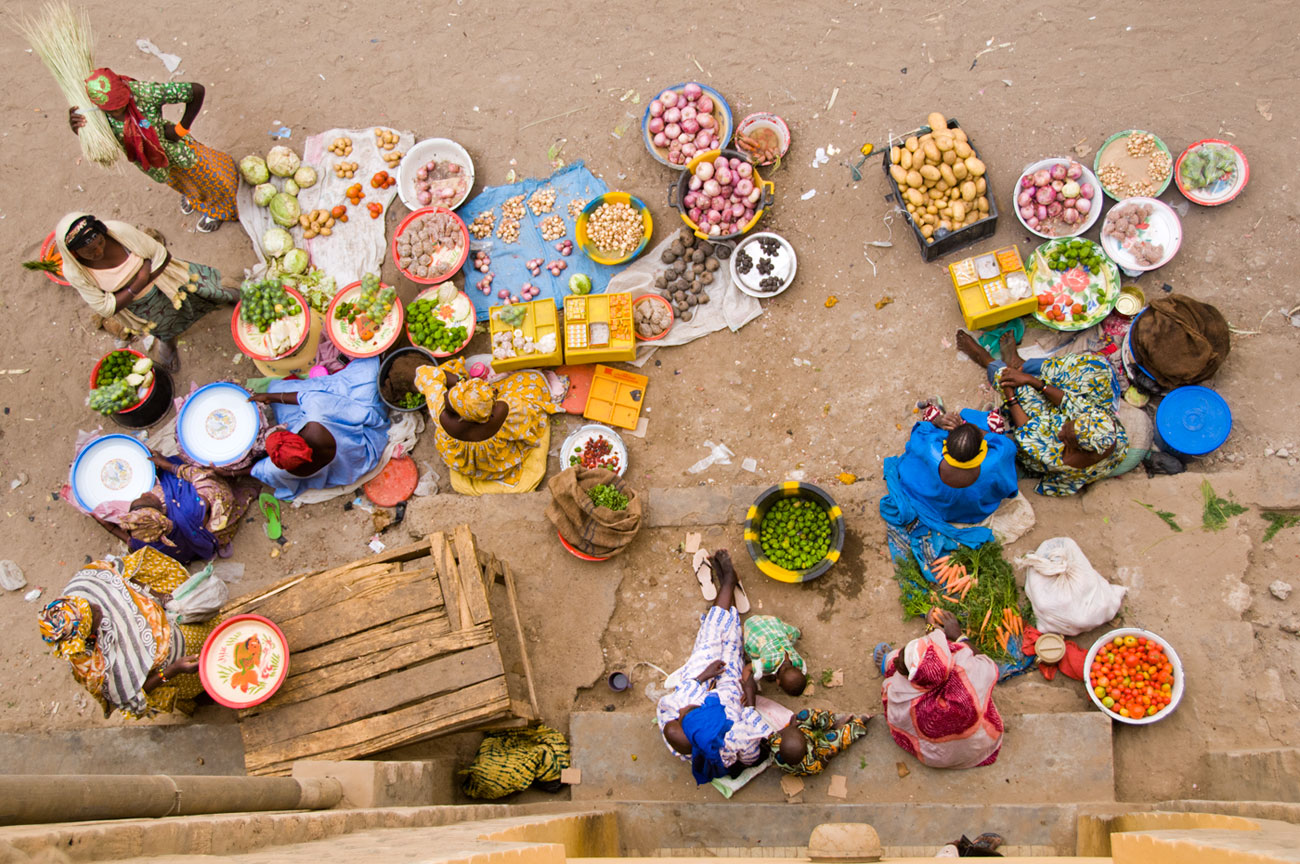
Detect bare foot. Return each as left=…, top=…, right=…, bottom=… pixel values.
left=999, top=330, right=1023, bottom=370
left=955, top=330, right=994, bottom=367
left=712, top=550, right=738, bottom=591
left=155, top=339, right=180, bottom=373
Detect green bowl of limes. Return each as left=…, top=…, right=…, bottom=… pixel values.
left=744, top=482, right=845, bottom=584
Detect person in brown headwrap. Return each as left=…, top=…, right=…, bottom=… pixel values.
left=1130, top=295, right=1231, bottom=391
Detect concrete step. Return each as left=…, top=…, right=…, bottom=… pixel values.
left=569, top=710, right=1114, bottom=805
left=0, top=725, right=244, bottom=776
left=1200, top=749, right=1300, bottom=803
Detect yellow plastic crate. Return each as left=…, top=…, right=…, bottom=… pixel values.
left=950, top=245, right=1036, bottom=330
left=561, top=292, right=636, bottom=365
left=488, top=300, right=563, bottom=372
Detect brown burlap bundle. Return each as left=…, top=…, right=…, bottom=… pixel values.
left=1132, top=294, right=1230, bottom=389
left=546, top=467, right=642, bottom=558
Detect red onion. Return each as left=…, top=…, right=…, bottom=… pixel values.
left=747, top=188, right=761, bottom=205
left=702, top=179, right=721, bottom=197
left=708, top=224, right=721, bottom=236
left=729, top=158, right=742, bottom=169
left=1050, top=164, right=1067, bottom=181
left=688, top=175, right=702, bottom=191
left=1017, top=190, right=1033, bottom=207
left=1035, top=204, right=1048, bottom=221
left=709, top=196, right=725, bottom=212
left=668, top=139, right=682, bottom=153
left=737, top=163, right=753, bottom=179
left=1080, top=183, right=1095, bottom=200
left=680, top=105, right=696, bottom=122
left=1033, top=169, right=1051, bottom=186
left=682, top=142, right=697, bottom=158
left=1021, top=174, right=1036, bottom=190
left=1061, top=207, right=1080, bottom=225
left=716, top=167, right=732, bottom=186
left=648, top=117, right=665, bottom=135
left=697, top=96, right=714, bottom=114
left=698, top=113, right=716, bottom=129
left=1066, top=161, right=1083, bottom=180
left=1019, top=204, right=1035, bottom=220
left=1027, top=216, right=1040, bottom=229
left=664, top=106, right=681, bottom=125
left=1047, top=201, right=1063, bottom=218
left=1035, top=186, right=1055, bottom=205
left=706, top=209, right=722, bottom=224
left=648, top=100, right=664, bottom=118
left=416, top=167, right=428, bottom=181
left=735, top=178, right=754, bottom=196
left=684, top=191, right=698, bottom=207
left=1076, top=196, right=1092, bottom=214
left=743, top=207, right=755, bottom=223
left=1051, top=180, right=1064, bottom=192
left=653, top=132, right=668, bottom=148
left=695, top=129, right=712, bottom=147
left=713, top=156, right=728, bottom=171
left=688, top=206, right=702, bottom=223
left=418, top=190, right=432, bottom=205
left=681, top=118, right=700, bottom=135
left=665, top=123, right=681, bottom=139
left=695, top=161, right=714, bottom=181
left=731, top=203, right=745, bottom=219
left=668, top=152, right=684, bottom=165
left=659, top=90, right=678, bottom=108
left=677, top=132, right=692, bottom=144
left=683, top=82, right=703, bottom=100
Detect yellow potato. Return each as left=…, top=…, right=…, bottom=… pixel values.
left=939, top=205, right=952, bottom=219
left=952, top=160, right=969, bottom=180
left=976, top=195, right=989, bottom=213
left=303, top=229, right=317, bottom=240
left=900, top=149, right=913, bottom=170
left=325, top=217, right=335, bottom=228
left=965, top=156, right=986, bottom=177
left=906, top=170, right=924, bottom=188
left=299, top=215, right=311, bottom=228
left=890, top=146, right=901, bottom=165
left=954, top=140, right=973, bottom=159
left=919, top=165, right=941, bottom=182
left=960, top=180, right=977, bottom=202
left=927, top=112, right=948, bottom=132
left=949, top=187, right=961, bottom=200
left=890, top=164, right=908, bottom=185
left=923, top=141, right=941, bottom=163
left=939, top=163, right=957, bottom=186
left=976, top=177, right=987, bottom=195
left=928, top=187, right=944, bottom=200
left=934, top=135, right=954, bottom=152
left=939, top=219, right=952, bottom=231
left=951, top=201, right=966, bottom=222
left=905, top=188, right=925, bottom=207
left=953, top=128, right=968, bottom=142
left=926, top=203, right=938, bottom=215
left=906, top=202, right=917, bottom=214
left=905, top=136, right=919, bottom=152
left=320, top=227, right=331, bottom=236
left=941, top=149, right=958, bottom=166
left=921, top=224, right=934, bottom=238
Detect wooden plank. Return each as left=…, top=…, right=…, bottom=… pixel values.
left=281, top=610, right=447, bottom=676
left=454, top=524, right=492, bottom=625
left=239, top=642, right=506, bottom=751
left=271, top=623, right=496, bottom=704
left=432, top=532, right=467, bottom=632
left=274, top=571, right=443, bottom=652
left=500, top=560, right=541, bottom=719
left=246, top=562, right=403, bottom=623
left=243, top=676, right=511, bottom=774
left=226, top=540, right=434, bottom=613
left=482, top=553, right=504, bottom=587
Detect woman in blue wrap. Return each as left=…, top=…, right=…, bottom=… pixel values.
left=879, top=408, right=1018, bottom=580
left=249, top=357, right=390, bottom=500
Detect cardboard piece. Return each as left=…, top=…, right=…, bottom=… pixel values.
left=560, top=767, right=582, bottom=785
left=896, top=761, right=911, bottom=778
left=826, top=669, right=844, bottom=688
left=780, top=773, right=805, bottom=798
left=684, top=532, right=702, bottom=554
left=827, top=774, right=848, bottom=799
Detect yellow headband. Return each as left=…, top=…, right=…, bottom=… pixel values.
left=942, top=439, right=987, bottom=469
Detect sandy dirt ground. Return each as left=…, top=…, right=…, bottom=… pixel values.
left=1, top=0, right=1298, bottom=808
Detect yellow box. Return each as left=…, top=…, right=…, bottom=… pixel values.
left=950, top=245, right=1037, bottom=330
left=583, top=364, right=648, bottom=430
left=488, top=300, right=563, bottom=372
left=561, top=292, right=636, bottom=365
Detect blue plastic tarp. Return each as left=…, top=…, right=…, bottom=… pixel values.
left=456, top=161, right=628, bottom=322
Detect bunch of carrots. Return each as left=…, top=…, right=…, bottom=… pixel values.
left=931, top=555, right=978, bottom=601
left=980, top=606, right=1025, bottom=652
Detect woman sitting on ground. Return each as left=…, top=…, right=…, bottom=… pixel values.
left=249, top=357, right=390, bottom=499
left=876, top=610, right=1003, bottom=770
left=38, top=547, right=221, bottom=719
left=51, top=213, right=236, bottom=369
left=958, top=330, right=1127, bottom=497
left=92, top=452, right=258, bottom=564
left=415, top=358, right=560, bottom=495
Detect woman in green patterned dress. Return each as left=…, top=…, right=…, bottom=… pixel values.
left=70, top=67, right=238, bottom=233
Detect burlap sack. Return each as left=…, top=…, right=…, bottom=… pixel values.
left=1133, top=294, right=1230, bottom=389
left=546, top=467, right=642, bottom=558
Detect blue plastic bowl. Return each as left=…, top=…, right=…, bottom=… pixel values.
left=1155, top=386, right=1232, bottom=457
left=642, top=83, right=733, bottom=170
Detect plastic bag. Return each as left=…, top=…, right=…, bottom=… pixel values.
left=1016, top=538, right=1126, bottom=636
left=164, top=564, right=229, bottom=624
left=686, top=441, right=734, bottom=475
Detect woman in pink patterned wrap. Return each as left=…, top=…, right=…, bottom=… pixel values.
left=881, top=622, right=1003, bottom=770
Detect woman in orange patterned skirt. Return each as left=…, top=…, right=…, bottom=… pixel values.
left=70, top=68, right=238, bottom=233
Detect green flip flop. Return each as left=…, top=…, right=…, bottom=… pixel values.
left=258, top=493, right=283, bottom=540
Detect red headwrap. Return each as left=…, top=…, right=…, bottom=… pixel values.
left=266, top=430, right=314, bottom=471
left=84, top=68, right=169, bottom=171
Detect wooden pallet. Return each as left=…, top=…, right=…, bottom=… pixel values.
left=224, top=524, right=539, bottom=776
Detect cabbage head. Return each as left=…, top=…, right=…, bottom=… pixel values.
left=253, top=183, right=277, bottom=207
left=282, top=248, right=310, bottom=275
left=262, top=227, right=294, bottom=257
left=293, top=166, right=318, bottom=189
left=269, top=192, right=301, bottom=228
left=283, top=178, right=300, bottom=197
left=240, top=155, right=269, bottom=185
left=266, top=146, right=301, bottom=178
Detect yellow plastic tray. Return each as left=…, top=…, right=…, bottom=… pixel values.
left=950, top=245, right=1037, bottom=330
left=583, top=364, right=648, bottom=430
left=488, top=300, right=562, bottom=372
left=561, top=292, right=636, bottom=365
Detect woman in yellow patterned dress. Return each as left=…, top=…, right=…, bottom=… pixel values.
left=38, top=547, right=221, bottom=718
left=415, top=357, right=560, bottom=494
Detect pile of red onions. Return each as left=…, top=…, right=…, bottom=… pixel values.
left=682, top=155, right=759, bottom=236
left=648, top=83, right=723, bottom=166
left=1018, top=161, right=1095, bottom=236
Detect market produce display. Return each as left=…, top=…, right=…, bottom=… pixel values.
left=407, top=299, right=469, bottom=353
left=87, top=352, right=154, bottom=415
left=887, top=112, right=991, bottom=245
left=680, top=153, right=763, bottom=238
left=1014, top=159, right=1098, bottom=237
left=93, top=350, right=140, bottom=388
left=732, top=232, right=796, bottom=297
left=758, top=498, right=833, bottom=571
left=651, top=229, right=722, bottom=321
left=1028, top=238, right=1120, bottom=330
left=1101, top=199, right=1181, bottom=270
left=394, top=208, right=468, bottom=282
left=569, top=433, right=622, bottom=472
left=587, top=483, right=630, bottom=511
left=644, top=82, right=729, bottom=167
left=583, top=199, right=645, bottom=256
left=334, top=273, right=394, bottom=328
left=632, top=296, right=672, bottom=339
left=240, top=278, right=302, bottom=332
left=735, top=113, right=789, bottom=166
left=1175, top=139, right=1249, bottom=205
left=1095, top=130, right=1172, bottom=200
left=1089, top=633, right=1177, bottom=720
left=397, top=391, right=426, bottom=410
left=411, top=157, right=470, bottom=207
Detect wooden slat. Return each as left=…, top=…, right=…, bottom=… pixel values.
left=239, top=642, right=505, bottom=751
left=274, top=570, right=443, bottom=652
left=243, top=676, right=511, bottom=774
left=281, top=610, right=447, bottom=676
left=245, top=562, right=399, bottom=623
left=271, top=623, right=495, bottom=705
left=432, top=532, right=467, bottom=632
left=226, top=539, right=435, bottom=613
left=482, top=552, right=504, bottom=587
left=454, top=524, right=492, bottom=625
left=500, top=561, right=541, bottom=719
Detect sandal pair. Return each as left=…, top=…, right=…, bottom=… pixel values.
left=692, top=550, right=749, bottom=613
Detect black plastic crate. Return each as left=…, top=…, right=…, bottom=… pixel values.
left=882, top=119, right=999, bottom=262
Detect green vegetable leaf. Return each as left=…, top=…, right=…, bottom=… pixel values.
left=587, top=483, right=629, bottom=511
left=1201, top=481, right=1247, bottom=532
left=1135, top=499, right=1182, bottom=533
left=820, top=669, right=834, bottom=687
left=1261, top=511, right=1300, bottom=543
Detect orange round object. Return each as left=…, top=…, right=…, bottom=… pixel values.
left=363, top=454, right=419, bottom=506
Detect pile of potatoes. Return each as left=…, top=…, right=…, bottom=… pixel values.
left=889, top=112, right=990, bottom=243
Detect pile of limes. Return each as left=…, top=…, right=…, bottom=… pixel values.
left=758, top=498, right=833, bottom=571
left=407, top=298, right=467, bottom=352
left=1047, top=239, right=1106, bottom=273
left=335, top=274, right=395, bottom=326
left=95, top=351, right=137, bottom=387
left=240, top=279, right=300, bottom=333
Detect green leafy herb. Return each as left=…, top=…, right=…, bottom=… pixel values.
left=22, top=258, right=60, bottom=273
left=397, top=391, right=426, bottom=410
left=1201, top=481, right=1247, bottom=532
left=587, top=484, right=629, bottom=511
left=820, top=669, right=834, bottom=687
left=1261, top=511, right=1300, bottom=543
left=1135, top=500, right=1182, bottom=532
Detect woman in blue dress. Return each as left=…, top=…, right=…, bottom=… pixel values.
left=249, top=358, right=390, bottom=499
